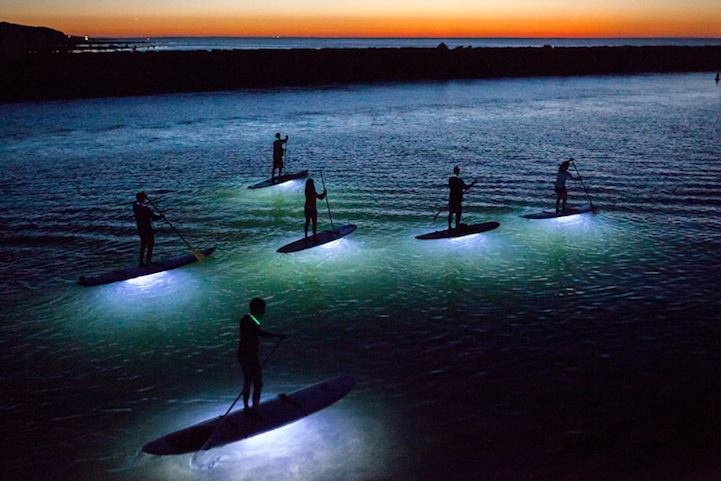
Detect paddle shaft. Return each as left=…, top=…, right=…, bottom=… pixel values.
left=570, top=159, right=594, bottom=210
left=146, top=198, right=200, bottom=254
left=320, top=171, right=336, bottom=232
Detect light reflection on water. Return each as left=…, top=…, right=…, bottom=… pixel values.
left=2, top=73, right=721, bottom=481
left=125, top=391, right=390, bottom=481
left=124, top=270, right=173, bottom=288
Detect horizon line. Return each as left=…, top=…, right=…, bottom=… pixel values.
left=88, top=34, right=721, bottom=40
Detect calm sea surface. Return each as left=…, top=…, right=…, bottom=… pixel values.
left=1, top=73, right=721, bottom=480
left=80, top=36, right=721, bottom=52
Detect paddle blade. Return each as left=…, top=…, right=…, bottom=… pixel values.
left=192, top=251, right=206, bottom=262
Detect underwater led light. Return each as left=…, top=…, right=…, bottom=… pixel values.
left=180, top=393, right=354, bottom=471
left=275, top=179, right=300, bottom=191
left=319, top=237, right=345, bottom=249
left=124, top=270, right=172, bottom=288
left=449, top=233, right=482, bottom=242
left=552, top=212, right=591, bottom=224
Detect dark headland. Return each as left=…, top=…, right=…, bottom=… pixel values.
left=1, top=23, right=720, bottom=102
left=0, top=21, right=81, bottom=52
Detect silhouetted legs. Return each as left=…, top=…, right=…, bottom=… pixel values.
left=555, top=188, right=568, bottom=213
left=448, top=205, right=462, bottom=231
left=138, top=230, right=155, bottom=266
left=240, top=357, right=262, bottom=410
left=304, top=210, right=318, bottom=238
left=272, top=160, right=283, bottom=181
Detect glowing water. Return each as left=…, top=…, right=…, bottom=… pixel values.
left=1, top=73, right=720, bottom=481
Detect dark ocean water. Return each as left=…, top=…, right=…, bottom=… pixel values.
left=1, top=73, right=721, bottom=480
left=79, top=36, right=721, bottom=52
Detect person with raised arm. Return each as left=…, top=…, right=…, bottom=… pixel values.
left=554, top=159, right=581, bottom=213
left=448, top=165, right=476, bottom=231
left=304, top=178, right=327, bottom=239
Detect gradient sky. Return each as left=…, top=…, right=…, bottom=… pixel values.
left=2, top=0, right=720, bottom=37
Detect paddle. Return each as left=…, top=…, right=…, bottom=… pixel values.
left=432, top=178, right=478, bottom=221
left=320, top=171, right=336, bottom=232
left=145, top=197, right=206, bottom=261
left=191, top=336, right=284, bottom=466
left=569, top=158, right=595, bottom=211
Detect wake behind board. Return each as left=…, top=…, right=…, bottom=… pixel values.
left=416, top=221, right=500, bottom=240
left=142, top=376, right=355, bottom=455
left=248, top=170, right=309, bottom=189
left=277, top=224, right=356, bottom=253
left=521, top=204, right=594, bottom=220
left=78, top=247, right=215, bottom=286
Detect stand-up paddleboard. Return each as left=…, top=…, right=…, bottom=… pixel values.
left=78, top=247, right=215, bottom=286
left=277, top=224, right=356, bottom=253
left=142, top=376, right=355, bottom=455
left=416, top=222, right=500, bottom=240
left=521, top=204, right=594, bottom=220
left=248, top=170, right=309, bottom=189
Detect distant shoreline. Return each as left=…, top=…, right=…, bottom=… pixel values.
left=72, top=36, right=721, bottom=53
left=2, top=45, right=720, bottom=103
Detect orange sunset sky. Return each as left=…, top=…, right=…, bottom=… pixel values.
left=2, top=0, right=721, bottom=37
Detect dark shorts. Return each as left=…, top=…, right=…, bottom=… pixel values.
left=555, top=187, right=568, bottom=196
left=305, top=206, right=318, bottom=219
left=273, top=156, right=283, bottom=169
left=138, top=229, right=154, bottom=245
left=448, top=203, right=462, bottom=214
left=238, top=355, right=261, bottom=382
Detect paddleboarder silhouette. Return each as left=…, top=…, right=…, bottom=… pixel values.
left=238, top=297, right=285, bottom=412
left=132, top=192, right=163, bottom=267
left=448, top=165, right=476, bottom=231
left=304, top=178, right=327, bottom=239
left=555, top=159, right=581, bottom=213
left=272, top=132, right=289, bottom=181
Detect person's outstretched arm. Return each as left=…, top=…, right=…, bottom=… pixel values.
left=149, top=206, right=163, bottom=221
left=317, top=190, right=327, bottom=200
left=259, top=328, right=285, bottom=339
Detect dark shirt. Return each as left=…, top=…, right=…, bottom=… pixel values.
left=449, top=176, right=469, bottom=205
left=133, top=201, right=160, bottom=232
left=304, top=190, right=326, bottom=210
left=238, top=314, right=274, bottom=359
left=273, top=138, right=287, bottom=160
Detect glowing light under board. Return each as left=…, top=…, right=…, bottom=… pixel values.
left=319, top=237, right=345, bottom=249
left=553, top=212, right=590, bottom=223
left=274, top=179, right=301, bottom=191
left=449, top=233, right=482, bottom=242
left=191, top=416, right=313, bottom=469
left=124, top=270, right=173, bottom=288
left=131, top=389, right=391, bottom=481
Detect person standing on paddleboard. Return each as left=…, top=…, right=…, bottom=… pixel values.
left=448, top=165, right=476, bottom=231
left=133, top=192, right=163, bottom=267
left=238, top=297, right=285, bottom=412
left=272, top=132, right=289, bottom=181
left=555, top=159, right=581, bottom=213
left=304, top=178, right=327, bottom=239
